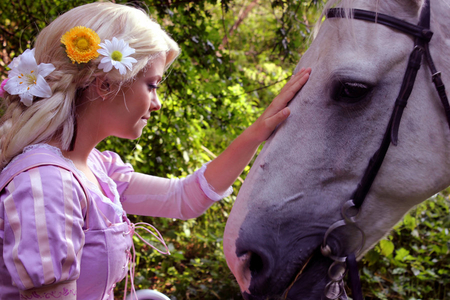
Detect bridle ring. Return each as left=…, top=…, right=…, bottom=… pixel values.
left=321, top=200, right=366, bottom=262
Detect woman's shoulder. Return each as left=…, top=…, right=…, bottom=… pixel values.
left=2, top=144, right=67, bottom=171
left=1, top=163, right=87, bottom=214
left=0, top=144, right=87, bottom=201
left=89, top=148, right=134, bottom=175
left=1, top=144, right=72, bottom=185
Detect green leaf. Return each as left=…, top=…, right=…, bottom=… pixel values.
left=380, top=239, right=395, bottom=257
left=394, top=248, right=410, bottom=261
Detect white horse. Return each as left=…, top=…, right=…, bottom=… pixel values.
left=223, top=0, right=450, bottom=299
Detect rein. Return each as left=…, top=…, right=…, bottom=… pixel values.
left=312, top=1, right=450, bottom=299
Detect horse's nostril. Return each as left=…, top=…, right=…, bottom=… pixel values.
left=249, top=252, right=264, bottom=275
left=237, top=249, right=275, bottom=295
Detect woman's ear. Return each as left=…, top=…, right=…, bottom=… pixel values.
left=95, top=77, right=110, bottom=100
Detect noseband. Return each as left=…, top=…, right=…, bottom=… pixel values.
left=316, top=1, right=449, bottom=299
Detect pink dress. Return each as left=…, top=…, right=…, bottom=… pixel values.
left=0, top=144, right=232, bottom=300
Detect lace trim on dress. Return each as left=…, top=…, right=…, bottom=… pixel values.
left=197, top=162, right=233, bottom=201
left=3, top=143, right=77, bottom=173
left=19, top=288, right=76, bottom=299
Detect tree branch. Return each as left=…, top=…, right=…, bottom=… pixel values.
left=219, top=0, right=258, bottom=50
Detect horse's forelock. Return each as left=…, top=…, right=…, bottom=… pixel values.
left=312, top=0, right=363, bottom=39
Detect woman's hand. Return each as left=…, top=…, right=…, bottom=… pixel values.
left=204, top=68, right=311, bottom=194
left=248, top=67, right=311, bottom=142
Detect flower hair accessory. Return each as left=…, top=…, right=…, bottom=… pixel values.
left=0, top=79, right=8, bottom=98
left=60, top=26, right=136, bottom=75
left=3, top=49, right=55, bottom=106
left=98, top=37, right=137, bottom=75
left=61, top=26, right=101, bottom=64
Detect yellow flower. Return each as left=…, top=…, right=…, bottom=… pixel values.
left=61, top=26, right=101, bottom=64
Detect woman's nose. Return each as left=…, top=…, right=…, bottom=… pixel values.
left=151, top=94, right=161, bottom=111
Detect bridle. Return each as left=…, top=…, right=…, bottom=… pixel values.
left=286, top=0, right=450, bottom=299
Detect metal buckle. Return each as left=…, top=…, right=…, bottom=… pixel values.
left=321, top=200, right=366, bottom=299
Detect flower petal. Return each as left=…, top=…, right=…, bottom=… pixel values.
left=19, top=91, right=34, bottom=107
left=98, top=61, right=113, bottom=72
left=37, top=63, right=56, bottom=78
left=30, top=75, right=52, bottom=98
left=121, top=47, right=135, bottom=57
left=118, top=39, right=127, bottom=51
left=122, top=57, right=137, bottom=64
left=98, top=48, right=110, bottom=57
left=3, top=77, right=28, bottom=95
left=111, top=37, right=120, bottom=49
left=116, top=63, right=126, bottom=75
left=8, top=56, right=21, bottom=69
left=120, top=61, right=133, bottom=71
left=17, top=50, right=39, bottom=73
left=104, top=39, right=113, bottom=50
left=8, top=67, right=22, bottom=78
left=100, top=57, right=112, bottom=64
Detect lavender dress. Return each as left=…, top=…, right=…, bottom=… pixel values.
left=0, top=144, right=232, bottom=300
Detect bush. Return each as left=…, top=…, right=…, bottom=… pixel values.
left=360, top=191, right=450, bottom=300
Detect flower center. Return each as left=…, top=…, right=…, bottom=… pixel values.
left=111, top=51, right=123, bottom=62
left=19, top=72, right=37, bottom=86
left=76, top=38, right=90, bottom=51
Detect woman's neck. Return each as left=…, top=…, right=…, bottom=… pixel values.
left=50, top=121, right=105, bottom=169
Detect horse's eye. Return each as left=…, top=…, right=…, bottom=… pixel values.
left=332, top=82, right=371, bottom=104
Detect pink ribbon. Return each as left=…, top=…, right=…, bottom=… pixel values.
left=123, top=222, right=170, bottom=300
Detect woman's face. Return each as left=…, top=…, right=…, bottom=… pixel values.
left=101, top=54, right=166, bottom=140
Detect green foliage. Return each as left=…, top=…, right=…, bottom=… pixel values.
left=360, top=192, right=450, bottom=300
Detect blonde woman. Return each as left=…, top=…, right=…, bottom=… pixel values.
left=0, top=2, right=310, bottom=300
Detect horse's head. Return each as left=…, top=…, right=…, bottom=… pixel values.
left=224, top=0, right=450, bottom=299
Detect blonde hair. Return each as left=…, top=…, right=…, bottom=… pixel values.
left=0, top=2, right=180, bottom=169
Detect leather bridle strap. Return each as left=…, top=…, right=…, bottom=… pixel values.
left=326, top=8, right=433, bottom=41
left=425, top=43, right=450, bottom=127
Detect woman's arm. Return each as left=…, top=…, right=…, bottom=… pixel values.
left=1, top=166, right=85, bottom=299
left=204, top=68, right=311, bottom=194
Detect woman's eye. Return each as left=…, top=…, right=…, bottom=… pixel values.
left=148, top=84, right=159, bottom=90
left=332, top=82, right=371, bottom=104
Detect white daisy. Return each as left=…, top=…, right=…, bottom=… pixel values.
left=97, top=37, right=137, bottom=75
left=4, top=49, right=55, bottom=106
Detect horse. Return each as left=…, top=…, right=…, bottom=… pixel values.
left=223, top=0, right=450, bottom=299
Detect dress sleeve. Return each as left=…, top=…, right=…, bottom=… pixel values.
left=121, top=163, right=233, bottom=220
left=91, top=149, right=134, bottom=197
left=1, top=165, right=85, bottom=292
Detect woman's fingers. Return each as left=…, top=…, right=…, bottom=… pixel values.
left=269, top=68, right=311, bottom=113
left=264, top=107, right=291, bottom=131
left=279, top=68, right=311, bottom=102
left=251, top=67, right=311, bottom=142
